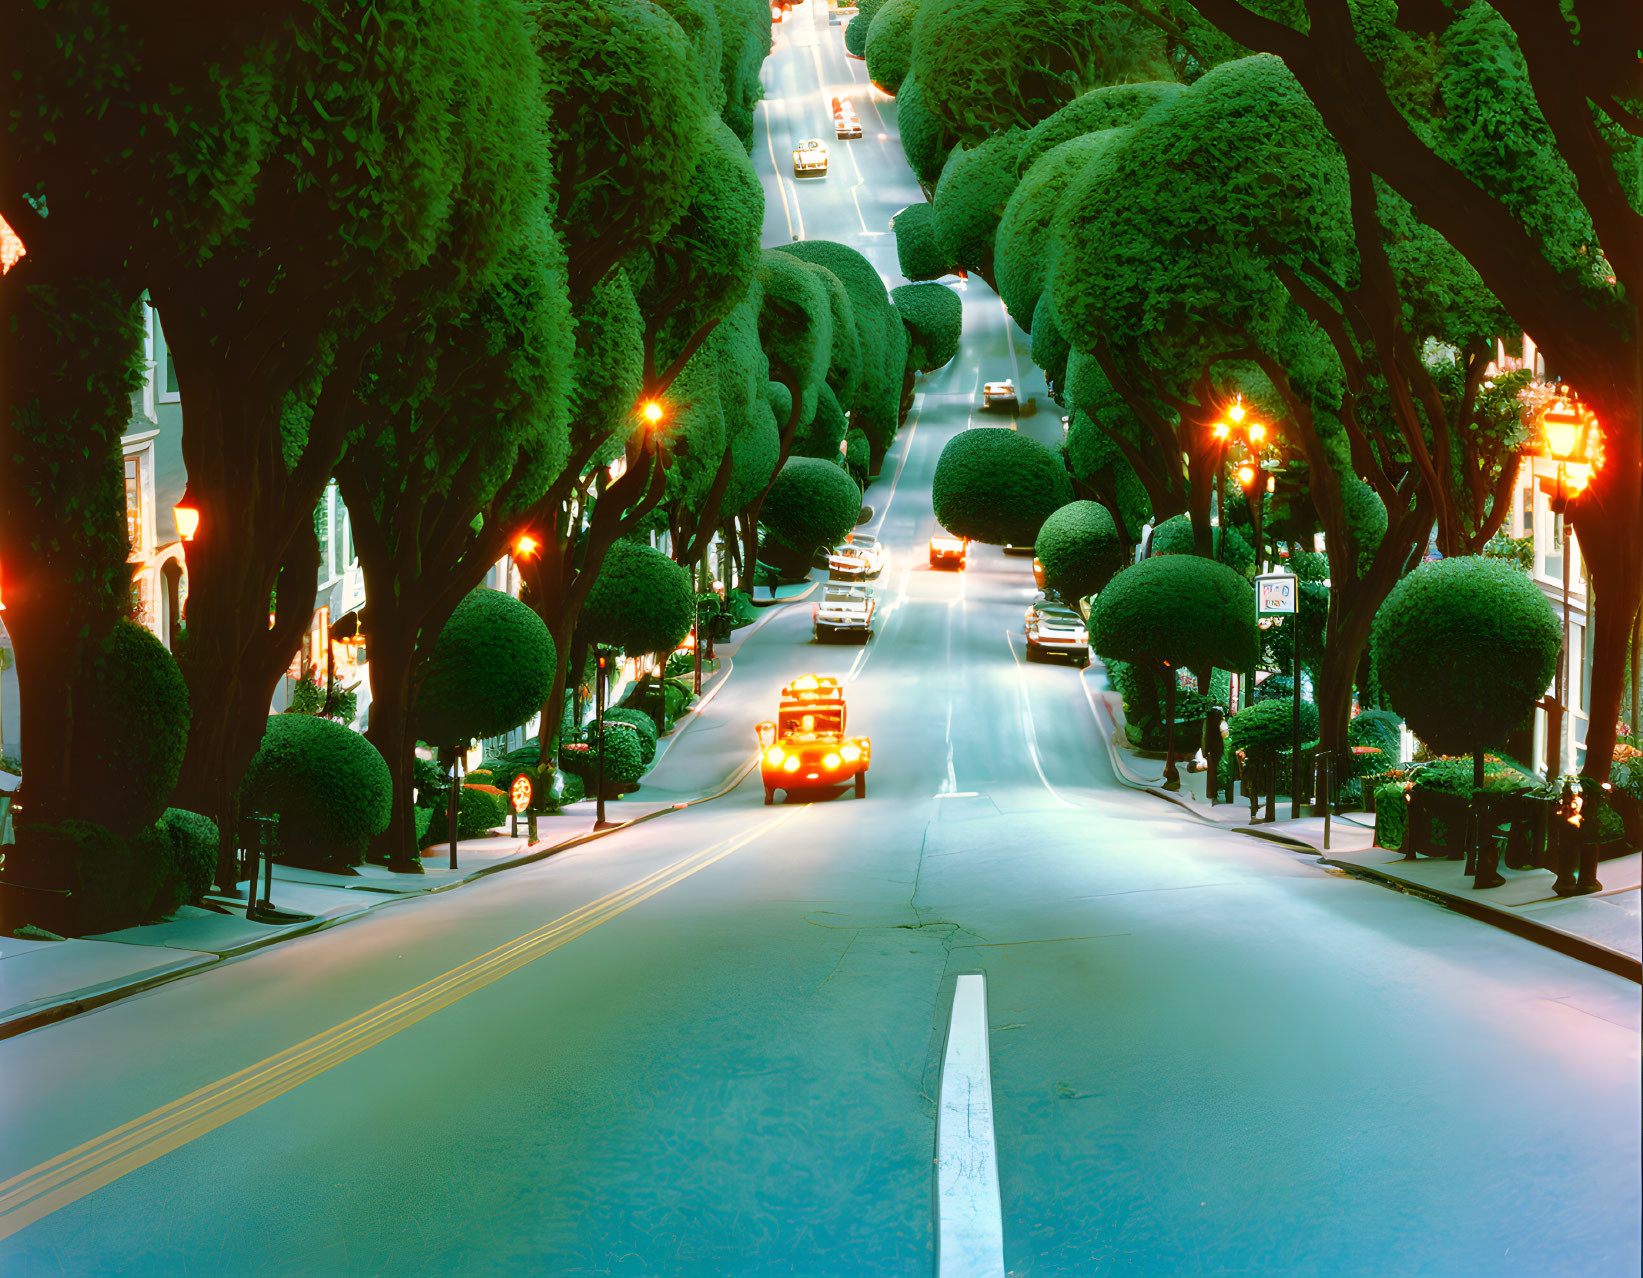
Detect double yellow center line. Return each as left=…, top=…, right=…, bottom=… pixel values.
left=0, top=805, right=805, bottom=1240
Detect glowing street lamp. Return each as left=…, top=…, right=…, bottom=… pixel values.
left=513, top=533, right=539, bottom=560
left=173, top=486, right=200, bottom=542
left=1535, top=386, right=1599, bottom=782
left=641, top=399, right=665, bottom=427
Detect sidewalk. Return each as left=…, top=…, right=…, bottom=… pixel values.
left=1, top=652, right=765, bottom=1040
left=1084, top=676, right=1642, bottom=979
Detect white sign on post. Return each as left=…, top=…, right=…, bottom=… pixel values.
left=1256, top=572, right=1298, bottom=616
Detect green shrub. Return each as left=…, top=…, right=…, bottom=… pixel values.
left=457, top=784, right=508, bottom=839
left=1090, top=556, right=1259, bottom=674
left=240, top=714, right=393, bottom=871
left=1375, top=784, right=1408, bottom=850
left=1228, top=698, right=1320, bottom=758
left=414, top=805, right=433, bottom=848
left=932, top=428, right=1073, bottom=545
left=412, top=756, right=447, bottom=809
left=1346, top=713, right=1402, bottom=779
left=1147, top=514, right=1255, bottom=576
left=760, top=456, right=863, bottom=557
left=414, top=588, right=556, bottom=747
left=1372, top=557, right=1561, bottom=756
left=560, top=725, right=646, bottom=787
left=843, top=0, right=883, bottom=56
left=159, top=808, right=218, bottom=911
left=1410, top=754, right=1538, bottom=796
left=7, top=820, right=169, bottom=935
left=1035, top=500, right=1124, bottom=602
left=891, top=202, right=950, bottom=280
left=892, top=282, right=963, bottom=372
left=665, top=650, right=696, bottom=679
left=864, top=0, right=919, bottom=93
left=605, top=708, right=660, bottom=763
left=85, top=619, right=192, bottom=835
left=579, top=539, right=696, bottom=658
left=1109, top=659, right=1230, bottom=751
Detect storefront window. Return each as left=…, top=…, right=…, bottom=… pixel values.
left=124, top=455, right=143, bottom=552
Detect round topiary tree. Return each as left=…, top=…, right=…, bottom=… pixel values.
left=1372, top=557, right=1561, bottom=765
left=1035, top=500, right=1124, bottom=602
left=415, top=588, right=558, bottom=748
left=578, top=539, right=696, bottom=657
left=84, top=619, right=192, bottom=836
left=1148, top=513, right=1256, bottom=577
left=892, top=282, right=962, bottom=373
left=240, top=714, right=393, bottom=871
left=864, top=0, right=920, bottom=94
left=932, top=428, right=1073, bottom=545
left=892, top=202, right=951, bottom=282
left=1227, top=696, right=1321, bottom=758
left=1090, top=555, right=1260, bottom=771
left=760, top=456, right=863, bottom=559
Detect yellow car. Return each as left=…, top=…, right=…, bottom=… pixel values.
left=793, top=138, right=829, bottom=177
left=930, top=534, right=967, bottom=569
left=756, top=674, right=871, bottom=803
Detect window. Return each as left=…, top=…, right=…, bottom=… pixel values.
left=130, top=568, right=154, bottom=631
left=1519, top=486, right=1532, bottom=538
left=124, top=455, right=143, bottom=553
left=152, top=310, right=181, bottom=403
left=315, top=487, right=333, bottom=581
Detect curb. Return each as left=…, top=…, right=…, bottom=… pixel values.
left=1, top=676, right=769, bottom=1042
left=1079, top=667, right=1642, bottom=981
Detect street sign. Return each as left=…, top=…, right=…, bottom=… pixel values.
left=1256, top=573, right=1298, bottom=616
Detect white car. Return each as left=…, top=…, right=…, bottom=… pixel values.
left=1025, top=595, right=1089, bottom=665
left=982, top=378, right=1017, bottom=411
left=793, top=138, right=829, bottom=177
left=814, top=584, right=875, bottom=642
left=833, top=98, right=862, bottom=139
left=830, top=532, right=886, bottom=578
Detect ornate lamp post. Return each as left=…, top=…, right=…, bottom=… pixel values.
left=1210, top=397, right=1268, bottom=568
left=1535, top=387, right=1596, bottom=783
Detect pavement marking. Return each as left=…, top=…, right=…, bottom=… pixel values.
left=935, top=973, right=1006, bottom=1278
left=760, top=100, right=800, bottom=241
left=0, top=806, right=807, bottom=1241
left=866, top=396, right=923, bottom=538
left=1004, top=630, right=1082, bottom=810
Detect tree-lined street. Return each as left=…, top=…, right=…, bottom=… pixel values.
left=2, top=0, right=1639, bottom=1272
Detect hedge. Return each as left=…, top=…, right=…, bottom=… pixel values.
left=896, top=73, right=956, bottom=191
left=458, top=784, right=508, bottom=839
left=85, top=619, right=192, bottom=835
left=159, top=808, right=218, bottom=911
left=864, top=0, right=919, bottom=93
left=1347, top=713, right=1402, bottom=779
left=892, top=282, right=963, bottom=373
left=1109, top=659, right=1231, bottom=751
left=579, top=539, right=696, bottom=657
left=240, top=714, right=393, bottom=871
left=791, top=382, right=849, bottom=460
left=1089, top=556, right=1259, bottom=673
left=931, top=428, right=1073, bottom=545
left=6, top=820, right=167, bottom=936
left=843, top=0, right=885, bottom=56
left=1016, top=80, right=1186, bottom=173
left=761, top=456, right=863, bottom=556
left=1147, top=514, right=1255, bottom=577
left=414, top=588, right=556, bottom=747
left=605, top=708, right=660, bottom=763
left=891, top=203, right=950, bottom=281
left=560, top=725, right=646, bottom=787
left=932, top=130, right=1027, bottom=272
left=1227, top=697, right=1320, bottom=758
left=1035, top=500, right=1123, bottom=602
left=1371, top=556, right=1561, bottom=756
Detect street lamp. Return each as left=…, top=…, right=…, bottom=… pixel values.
left=173, top=486, right=200, bottom=542
left=1210, top=396, right=1268, bottom=568
left=641, top=399, right=665, bottom=427
left=1536, top=387, right=1597, bottom=782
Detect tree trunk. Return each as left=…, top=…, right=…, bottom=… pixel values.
left=361, top=623, right=424, bottom=871
left=1571, top=414, right=1643, bottom=783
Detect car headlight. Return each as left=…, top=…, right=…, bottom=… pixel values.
left=783, top=756, right=801, bottom=772
left=840, top=743, right=861, bottom=762
left=764, top=746, right=785, bottom=766
left=824, top=752, right=842, bottom=770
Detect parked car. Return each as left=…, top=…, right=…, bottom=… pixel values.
left=793, top=138, right=828, bottom=177
left=1025, top=594, right=1089, bottom=665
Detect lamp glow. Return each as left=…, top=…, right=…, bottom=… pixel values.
left=1212, top=422, right=1229, bottom=440
left=514, top=533, right=539, bottom=559
left=824, top=752, right=841, bottom=770
left=641, top=400, right=664, bottom=425
left=174, top=490, right=201, bottom=542
left=1238, top=465, right=1256, bottom=488
left=782, top=755, right=800, bottom=772
left=1248, top=423, right=1267, bottom=444
left=1228, top=401, right=1246, bottom=423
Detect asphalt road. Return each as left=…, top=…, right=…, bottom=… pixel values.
left=2, top=4, right=1638, bottom=1274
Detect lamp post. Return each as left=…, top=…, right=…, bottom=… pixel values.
left=1536, top=388, right=1595, bottom=783
left=1209, top=398, right=1268, bottom=567
left=594, top=646, right=615, bottom=829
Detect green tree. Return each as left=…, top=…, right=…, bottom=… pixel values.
left=1189, top=0, right=1643, bottom=782
left=865, top=0, right=922, bottom=94
left=891, top=204, right=953, bottom=282
left=760, top=457, right=864, bottom=567
left=577, top=540, right=696, bottom=659
left=1372, top=557, right=1561, bottom=782
left=893, top=283, right=964, bottom=376
left=1035, top=501, right=1125, bottom=602
left=931, top=131, right=1029, bottom=291
left=932, top=429, right=1073, bottom=545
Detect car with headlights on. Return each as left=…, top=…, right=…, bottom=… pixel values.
left=1024, top=594, right=1089, bottom=665
left=830, top=532, right=886, bottom=579
left=929, top=534, right=967, bottom=569
left=756, top=674, right=871, bottom=803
